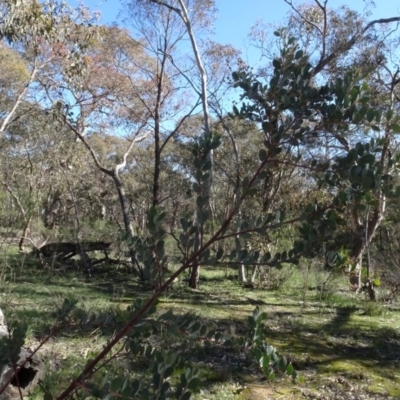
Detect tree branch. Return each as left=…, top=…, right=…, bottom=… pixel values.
left=149, top=0, right=181, bottom=15
left=0, top=66, right=38, bottom=134
left=315, top=0, right=328, bottom=64
left=313, top=16, right=400, bottom=76
left=284, top=0, right=323, bottom=35
left=62, top=118, right=112, bottom=176
left=115, top=127, right=150, bottom=174
left=159, top=99, right=201, bottom=153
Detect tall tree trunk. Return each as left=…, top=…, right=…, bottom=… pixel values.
left=18, top=215, right=32, bottom=252
left=235, top=201, right=246, bottom=284
left=250, top=265, right=259, bottom=284
left=153, top=136, right=161, bottom=207
left=152, top=52, right=166, bottom=207
left=173, top=0, right=212, bottom=289
left=112, top=172, right=141, bottom=275
left=112, top=173, right=134, bottom=238
left=351, top=202, right=385, bottom=301
left=150, top=0, right=213, bottom=289
left=236, top=235, right=247, bottom=284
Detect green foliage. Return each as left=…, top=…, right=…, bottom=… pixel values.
left=0, top=321, right=28, bottom=366
left=0, top=0, right=96, bottom=54
left=125, top=206, right=168, bottom=285
left=87, top=348, right=199, bottom=400
left=83, top=304, right=295, bottom=399
left=10, top=294, right=293, bottom=399
left=239, top=306, right=296, bottom=382
left=191, top=132, right=221, bottom=226
left=230, top=29, right=400, bottom=281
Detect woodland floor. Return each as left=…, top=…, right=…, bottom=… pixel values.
left=0, top=250, right=399, bottom=400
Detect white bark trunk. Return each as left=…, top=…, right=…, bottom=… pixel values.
left=238, top=264, right=247, bottom=283
left=0, top=66, right=38, bottom=134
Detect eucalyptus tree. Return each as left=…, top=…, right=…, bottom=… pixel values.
left=0, top=0, right=99, bottom=250
left=53, top=22, right=394, bottom=398
left=285, top=1, right=400, bottom=288
left=121, top=0, right=242, bottom=286
left=0, top=0, right=97, bottom=134
left=48, top=25, right=157, bottom=276
left=246, top=1, right=400, bottom=296
left=137, top=0, right=217, bottom=287
left=0, top=3, right=95, bottom=156
left=122, top=0, right=200, bottom=209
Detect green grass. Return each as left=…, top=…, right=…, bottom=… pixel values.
left=0, top=256, right=399, bottom=399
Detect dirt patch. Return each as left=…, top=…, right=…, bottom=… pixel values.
left=240, top=386, right=278, bottom=399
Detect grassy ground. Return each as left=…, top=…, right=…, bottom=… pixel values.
left=0, top=252, right=399, bottom=399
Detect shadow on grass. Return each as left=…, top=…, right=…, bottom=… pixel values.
left=160, top=290, right=400, bottom=393
left=2, top=263, right=400, bottom=396
left=1, top=262, right=152, bottom=341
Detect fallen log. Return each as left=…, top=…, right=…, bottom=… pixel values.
left=32, top=241, right=112, bottom=261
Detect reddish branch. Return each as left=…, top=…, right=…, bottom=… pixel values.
left=56, top=151, right=273, bottom=400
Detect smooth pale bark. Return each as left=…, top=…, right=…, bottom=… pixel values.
left=177, top=0, right=212, bottom=289
left=0, top=53, right=55, bottom=135
left=235, top=195, right=246, bottom=284
left=350, top=90, right=393, bottom=301
left=149, top=0, right=213, bottom=289
left=64, top=118, right=149, bottom=276
left=2, top=183, right=32, bottom=252
left=0, top=63, right=38, bottom=134
left=237, top=242, right=247, bottom=283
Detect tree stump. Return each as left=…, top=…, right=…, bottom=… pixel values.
left=0, top=309, right=45, bottom=400
left=0, top=348, right=45, bottom=400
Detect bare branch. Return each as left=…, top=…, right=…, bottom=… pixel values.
left=115, top=128, right=150, bottom=174
left=149, top=0, right=181, bottom=14
left=284, top=0, right=323, bottom=35
left=163, top=51, right=202, bottom=96
left=315, top=0, right=328, bottom=64
left=62, top=117, right=111, bottom=176
left=0, top=66, right=38, bottom=134
left=313, top=16, right=400, bottom=76
left=0, top=54, right=56, bottom=134
left=363, top=17, right=400, bottom=34
left=159, top=99, right=201, bottom=153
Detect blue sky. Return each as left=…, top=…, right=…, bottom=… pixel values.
left=72, top=0, right=400, bottom=70
left=66, top=0, right=400, bottom=129
left=75, top=0, right=400, bottom=59
left=71, top=0, right=400, bottom=107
